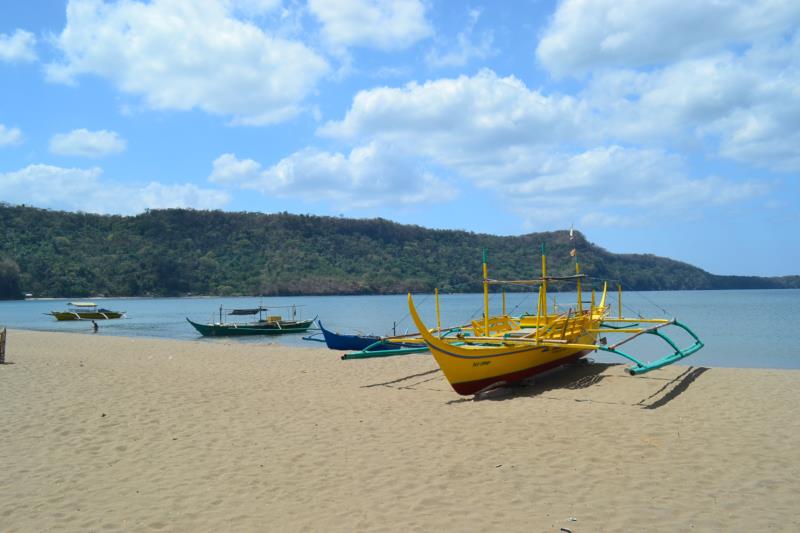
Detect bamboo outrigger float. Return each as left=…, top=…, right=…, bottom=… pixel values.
left=407, top=245, right=704, bottom=396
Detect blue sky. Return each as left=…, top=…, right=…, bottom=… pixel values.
left=1, top=0, right=798, bottom=276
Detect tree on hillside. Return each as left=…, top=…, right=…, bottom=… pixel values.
left=0, top=204, right=797, bottom=296
left=0, top=258, right=23, bottom=300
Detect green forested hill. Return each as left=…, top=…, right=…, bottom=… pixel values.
left=0, top=204, right=797, bottom=298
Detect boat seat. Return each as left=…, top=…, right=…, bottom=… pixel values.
left=471, top=315, right=519, bottom=336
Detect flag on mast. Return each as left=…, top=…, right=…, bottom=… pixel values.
left=569, top=225, right=577, bottom=257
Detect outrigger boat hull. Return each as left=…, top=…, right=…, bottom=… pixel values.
left=408, top=294, right=598, bottom=395
left=431, top=340, right=594, bottom=396
left=50, top=310, right=125, bottom=321
left=318, top=321, right=399, bottom=351
left=186, top=318, right=314, bottom=337
left=48, top=302, right=125, bottom=321
left=313, top=321, right=428, bottom=359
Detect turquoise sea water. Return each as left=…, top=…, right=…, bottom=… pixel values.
left=1, top=289, right=798, bottom=370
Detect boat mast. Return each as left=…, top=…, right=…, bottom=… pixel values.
left=535, top=244, right=547, bottom=342
left=599, top=282, right=608, bottom=309
left=571, top=227, right=582, bottom=314
left=541, top=243, right=548, bottom=320
left=535, top=284, right=542, bottom=343
left=435, top=287, right=441, bottom=338
left=482, top=249, right=489, bottom=335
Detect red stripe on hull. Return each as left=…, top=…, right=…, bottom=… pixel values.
left=451, top=350, right=592, bottom=395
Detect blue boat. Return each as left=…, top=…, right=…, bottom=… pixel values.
left=305, top=321, right=428, bottom=358
left=317, top=321, right=398, bottom=351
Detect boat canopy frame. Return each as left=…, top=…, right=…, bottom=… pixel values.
left=484, top=274, right=587, bottom=286
left=226, top=304, right=306, bottom=316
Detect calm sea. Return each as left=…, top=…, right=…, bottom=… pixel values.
left=1, top=289, right=798, bottom=370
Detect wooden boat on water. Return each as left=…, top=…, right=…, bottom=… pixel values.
left=309, top=321, right=429, bottom=359
left=303, top=321, right=428, bottom=357
left=187, top=305, right=315, bottom=337
left=313, top=321, right=416, bottom=351
left=408, top=246, right=704, bottom=396
left=48, top=302, right=125, bottom=321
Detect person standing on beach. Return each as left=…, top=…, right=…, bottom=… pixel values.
left=92, top=320, right=98, bottom=333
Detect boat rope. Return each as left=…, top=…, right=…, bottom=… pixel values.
left=507, top=293, right=530, bottom=316
left=469, top=290, right=502, bottom=320
left=618, top=280, right=671, bottom=316
left=585, top=276, right=671, bottom=317
left=391, top=292, right=433, bottom=333
left=469, top=302, right=483, bottom=320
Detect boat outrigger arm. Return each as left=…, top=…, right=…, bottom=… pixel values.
left=594, top=318, right=704, bottom=375
left=463, top=315, right=705, bottom=377
left=476, top=293, right=704, bottom=377
left=341, top=340, right=428, bottom=359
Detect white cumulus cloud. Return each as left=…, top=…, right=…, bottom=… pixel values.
left=0, top=164, right=230, bottom=214
left=49, top=129, right=127, bottom=158
left=314, top=69, right=769, bottom=228
left=536, top=0, right=800, bottom=77
left=135, top=182, right=232, bottom=211
left=209, top=144, right=454, bottom=208
left=582, top=32, right=800, bottom=171
left=503, top=146, right=769, bottom=227
left=209, top=153, right=264, bottom=184
left=319, top=69, right=586, bottom=176
left=0, top=124, right=23, bottom=146
left=0, top=29, right=37, bottom=62
left=531, top=0, right=800, bottom=173
left=309, top=0, right=432, bottom=51
left=425, top=8, right=495, bottom=68
left=229, top=0, right=282, bottom=17
left=46, top=0, right=329, bottom=125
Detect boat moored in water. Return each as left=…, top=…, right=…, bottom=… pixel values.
left=187, top=304, right=316, bottom=337
left=306, top=320, right=429, bottom=358
left=48, top=302, right=125, bottom=321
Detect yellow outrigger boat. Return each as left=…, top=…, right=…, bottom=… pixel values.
left=408, top=246, right=704, bottom=395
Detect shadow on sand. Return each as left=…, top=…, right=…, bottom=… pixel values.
left=449, top=360, right=612, bottom=404
left=361, top=359, right=710, bottom=409
left=361, top=368, right=442, bottom=389
left=638, top=366, right=710, bottom=409
left=449, top=362, right=710, bottom=407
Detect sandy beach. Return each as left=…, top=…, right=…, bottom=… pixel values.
left=1, top=329, right=798, bottom=532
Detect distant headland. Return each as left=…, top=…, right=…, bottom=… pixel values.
left=1, top=204, right=798, bottom=299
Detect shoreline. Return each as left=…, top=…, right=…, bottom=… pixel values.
left=1, top=329, right=798, bottom=532
left=4, top=324, right=800, bottom=374
left=12, top=286, right=800, bottom=302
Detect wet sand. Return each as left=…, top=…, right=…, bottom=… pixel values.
left=1, top=329, right=798, bottom=532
